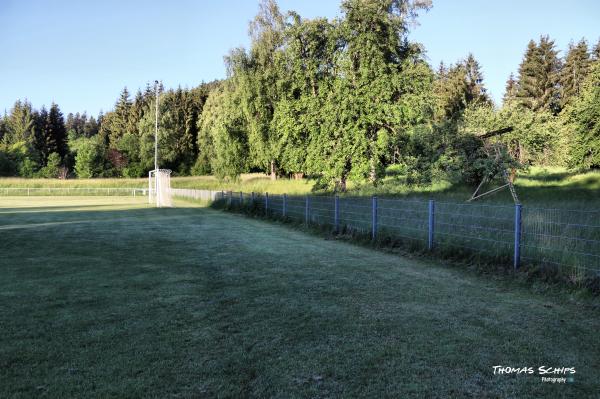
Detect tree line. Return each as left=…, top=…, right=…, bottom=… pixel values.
left=1, top=0, right=598, bottom=189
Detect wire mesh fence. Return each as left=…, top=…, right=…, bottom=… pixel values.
left=3, top=186, right=597, bottom=281
left=521, top=207, right=600, bottom=279
left=434, top=201, right=514, bottom=261
left=207, top=190, right=600, bottom=281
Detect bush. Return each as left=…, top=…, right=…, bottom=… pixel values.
left=74, top=138, right=104, bottom=178
left=38, top=153, right=62, bottom=178
left=18, top=158, right=38, bottom=177
left=0, top=151, right=16, bottom=176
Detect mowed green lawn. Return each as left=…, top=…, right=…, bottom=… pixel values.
left=1, top=197, right=599, bottom=398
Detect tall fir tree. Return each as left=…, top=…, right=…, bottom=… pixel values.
left=560, top=39, right=591, bottom=108
left=503, top=73, right=519, bottom=104
left=592, top=38, right=600, bottom=60
left=464, top=53, right=490, bottom=104
left=46, top=103, right=68, bottom=161
left=516, top=36, right=561, bottom=114
left=568, top=61, right=600, bottom=168
left=3, top=100, right=35, bottom=145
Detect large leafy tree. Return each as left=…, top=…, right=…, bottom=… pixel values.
left=305, top=0, right=432, bottom=189
left=271, top=14, right=339, bottom=177
left=197, top=81, right=249, bottom=179
left=236, top=0, right=287, bottom=179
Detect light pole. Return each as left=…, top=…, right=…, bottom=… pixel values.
left=154, top=80, right=160, bottom=207
left=154, top=80, right=159, bottom=172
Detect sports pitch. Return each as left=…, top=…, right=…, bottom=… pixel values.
left=1, top=196, right=599, bottom=398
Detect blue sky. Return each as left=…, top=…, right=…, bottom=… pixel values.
left=1, top=0, right=598, bottom=116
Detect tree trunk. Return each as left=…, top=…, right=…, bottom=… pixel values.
left=338, top=175, right=347, bottom=192
left=270, top=160, right=276, bottom=180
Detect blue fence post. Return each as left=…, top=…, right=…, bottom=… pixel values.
left=334, top=195, right=340, bottom=233
left=305, top=195, right=310, bottom=225
left=514, top=203, right=522, bottom=270
left=283, top=194, right=287, bottom=218
left=371, top=196, right=378, bottom=240
left=428, top=199, right=435, bottom=250
left=265, top=192, right=269, bottom=216
left=251, top=191, right=255, bottom=205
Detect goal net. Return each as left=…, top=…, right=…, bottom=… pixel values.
left=149, top=169, right=173, bottom=207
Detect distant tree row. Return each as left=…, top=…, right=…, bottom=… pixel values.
left=0, top=82, right=217, bottom=178
left=1, top=0, right=598, bottom=186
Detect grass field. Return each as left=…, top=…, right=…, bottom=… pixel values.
left=1, top=166, right=599, bottom=206
left=1, top=196, right=599, bottom=398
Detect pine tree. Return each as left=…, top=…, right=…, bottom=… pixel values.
left=33, top=107, right=48, bottom=164
left=503, top=73, right=519, bottom=104
left=83, top=116, right=99, bottom=138
left=568, top=61, right=600, bottom=168
left=592, top=38, right=600, bottom=60
left=516, top=36, right=561, bottom=114
left=4, top=100, right=35, bottom=145
left=65, top=113, right=75, bottom=133
left=464, top=53, right=490, bottom=104
left=560, top=39, right=591, bottom=107
left=46, top=103, right=68, bottom=161
left=99, top=87, right=133, bottom=151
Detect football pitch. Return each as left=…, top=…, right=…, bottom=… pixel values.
left=1, top=196, right=599, bottom=398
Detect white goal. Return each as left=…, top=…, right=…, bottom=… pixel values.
left=149, top=169, right=173, bottom=207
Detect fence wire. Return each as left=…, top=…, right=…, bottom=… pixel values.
left=522, top=207, right=600, bottom=277
left=205, top=190, right=600, bottom=279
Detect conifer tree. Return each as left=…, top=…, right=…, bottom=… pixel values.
left=464, top=53, right=490, bottom=104
left=592, top=39, right=600, bottom=60
left=46, top=103, right=68, bottom=161
left=3, top=100, right=35, bottom=145
left=568, top=61, right=600, bottom=168
left=516, top=36, right=561, bottom=114
left=560, top=39, right=591, bottom=107
left=503, top=73, right=519, bottom=104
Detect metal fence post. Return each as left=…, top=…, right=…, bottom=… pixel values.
left=334, top=195, right=340, bottom=233
left=240, top=191, right=243, bottom=206
left=251, top=191, right=255, bottom=205
left=514, top=203, right=522, bottom=270
left=265, top=192, right=269, bottom=216
left=371, top=196, right=378, bottom=240
left=305, top=195, right=310, bottom=225
left=428, top=199, right=435, bottom=250
left=228, top=190, right=232, bottom=206
left=283, top=194, right=287, bottom=217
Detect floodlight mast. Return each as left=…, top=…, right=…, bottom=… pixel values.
left=154, top=80, right=159, bottom=172
left=154, top=80, right=160, bottom=207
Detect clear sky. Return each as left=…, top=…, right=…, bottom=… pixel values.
left=1, top=0, right=598, bottom=116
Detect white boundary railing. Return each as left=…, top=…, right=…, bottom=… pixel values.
left=0, top=187, right=147, bottom=196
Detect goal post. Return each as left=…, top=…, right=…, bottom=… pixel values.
left=149, top=169, right=173, bottom=207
